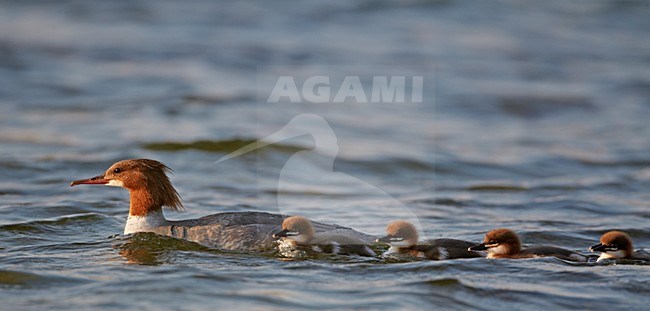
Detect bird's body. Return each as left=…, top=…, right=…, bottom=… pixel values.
left=377, top=221, right=482, bottom=260
left=469, top=228, right=587, bottom=262
left=146, top=211, right=374, bottom=251
left=274, top=216, right=376, bottom=257
left=590, top=231, right=650, bottom=262
left=517, top=246, right=586, bottom=261
left=71, top=159, right=375, bottom=252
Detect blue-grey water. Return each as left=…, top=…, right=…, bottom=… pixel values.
left=1, top=0, right=649, bottom=309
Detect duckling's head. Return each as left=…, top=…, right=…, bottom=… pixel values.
left=469, top=228, right=521, bottom=257
left=71, top=159, right=183, bottom=215
left=376, top=220, right=419, bottom=248
left=590, top=231, right=633, bottom=260
left=273, top=216, right=314, bottom=244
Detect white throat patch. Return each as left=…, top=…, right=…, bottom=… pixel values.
left=286, top=234, right=311, bottom=244
left=107, top=179, right=125, bottom=187
left=487, top=245, right=509, bottom=257
left=382, top=240, right=416, bottom=257
left=388, top=240, right=414, bottom=248
left=597, top=250, right=626, bottom=262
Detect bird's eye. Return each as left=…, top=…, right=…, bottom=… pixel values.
left=489, top=240, right=497, bottom=244
left=113, top=168, right=122, bottom=173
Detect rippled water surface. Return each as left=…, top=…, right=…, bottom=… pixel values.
left=1, top=0, right=649, bottom=309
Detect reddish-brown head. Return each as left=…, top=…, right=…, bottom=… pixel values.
left=376, top=220, right=419, bottom=247
left=273, top=216, right=315, bottom=244
left=590, top=231, right=633, bottom=259
left=469, top=228, right=521, bottom=257
left=71, top=159, right=183, bottom=215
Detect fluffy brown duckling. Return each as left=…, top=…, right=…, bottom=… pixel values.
left=589, top=231, right=650, bottom=262
left=376, top=220, right=482, bottom=260
left=468, top=228, right=587, bottom=262
left=273, top=216, right=376, bottom=257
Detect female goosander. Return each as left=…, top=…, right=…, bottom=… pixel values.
left=468, top=228, right=587, bottom=262
left=70, top=159, right=376, bottom=251
left=376, top=220, right=482, bottom=260
left=589, top=231, right=650, bottom=262
left=273, top=216, right=376, bottom=257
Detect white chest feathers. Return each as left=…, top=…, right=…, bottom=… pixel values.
left=124, top=210, right=168, bottom=234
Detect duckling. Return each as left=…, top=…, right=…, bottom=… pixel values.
left=273, top=216, right=376, bottom=257
left=590, top=231, right=650, bottom=262
left=376, top=220, right=482, bottom=260
left=468, top=228, right=587, bottom=262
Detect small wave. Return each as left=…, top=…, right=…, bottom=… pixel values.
left=498, top=94, right=595, bottom=119
left=466, top=184, right=529, bottom=191
left=182, top=93, right=255, bottom=105
left=577, top=158, right=650, bottom=168
left=141, top=139, right=307, bottom=153
left=336, top=156, right=435, bottom=174
left=0, top=213, right=107, bottom=234
left=421, top=277, right=462, bottom=287
left=595, top=258, right=650, bottom=266
left=0, top=270, right=87, bottom=288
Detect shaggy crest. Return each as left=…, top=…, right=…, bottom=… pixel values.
left=86, top=158, right=185, bottom=217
